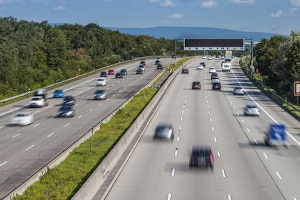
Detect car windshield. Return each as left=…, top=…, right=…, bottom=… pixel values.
left=95, top=90, right=105, bottom=94
left=16, top=113, right=27, bottom=117
left=247, top=105, right=257, bottom=108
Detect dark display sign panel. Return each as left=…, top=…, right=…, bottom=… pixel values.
left=184, top=38, right=245, bottom=50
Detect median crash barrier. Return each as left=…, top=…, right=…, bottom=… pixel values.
left=72, top=63, right=183, bottom=200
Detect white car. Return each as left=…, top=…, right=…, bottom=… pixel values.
left=96, top=77, right=106, bottom=86
left=197, top=65, right=204, bottom=70
left=10, top=112, right=34, bottom=126
left=233, top=86, right=245, bottom=95
left=209, top=67, right=216, bottom=73
left=29, top=96, right=45, bottom=107
left=244, top=104, right=260, bottom=116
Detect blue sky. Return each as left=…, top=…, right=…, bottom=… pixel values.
left=0, top=0, right=299, bottom=35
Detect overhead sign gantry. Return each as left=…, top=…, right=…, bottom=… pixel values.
left=184, top=38, right=245, bottom=50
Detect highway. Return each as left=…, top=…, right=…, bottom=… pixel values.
left=99, top=58, right=300, bottom=200
left=0, top=58, right=174, bottom=199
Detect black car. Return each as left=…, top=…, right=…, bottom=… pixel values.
left=212, top=82, right=221, bottom=90
left=153, top=123, right=174, bottom=141
left=200, top=62, right=205, bottom=67
left=62, top=95, right=75, bottom=105
left=120, top=69, right=127, bottom=75
left=100, top=71, right=107, bottom=77
left=211, top=72, right=218, bottom=79
left=156, top=63, right=163, bottom=69
left=181, top=68, right=189, bottom=74
left=94, top=89, right=107, bottom=100
left=192, top=81, right=201, bottom=89
left=115, top=72, right=123, bottom=78
left=189, top=145, right=214, bottom=168
left=57, top=104, right=75, bottom=117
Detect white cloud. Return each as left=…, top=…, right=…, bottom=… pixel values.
left=202, top=1, right=217, bottom=8
left=53, top=5, right=65, bottom=11
left=168, top=13, right=184, bottom=19
left=149, top=0, right=175, bottom=7
left=161, top=0, right=175, bottom=7
left=291, top=0, right=300, bottom=7
left=271, top=10, right=283, bottom=17
left=230, top=0, right=255, bottom=4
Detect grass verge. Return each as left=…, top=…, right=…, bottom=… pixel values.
left=11, top=57, right=192, bottom=200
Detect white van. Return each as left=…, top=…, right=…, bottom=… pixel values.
left=222, top=63, right=231, bottom=72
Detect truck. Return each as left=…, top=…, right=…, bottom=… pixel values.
left=224, top=50, right=232, bottom=62
left=264, top=123, right=289, bottom=148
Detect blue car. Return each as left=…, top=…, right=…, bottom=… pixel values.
left=53, top=89, right=64, bottom=98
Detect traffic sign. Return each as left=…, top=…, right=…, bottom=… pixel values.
left=294, top=81, right=300, bottom=96
left=184, top=38, right=244, bottom=50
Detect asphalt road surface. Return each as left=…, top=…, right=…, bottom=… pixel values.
left=99, top=57, right=300, bottom=200
left=0, top=58, right=175, bottom=199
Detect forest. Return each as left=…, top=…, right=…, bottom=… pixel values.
left=0, top=17, right=177, bottom=99
left=0, top=17, right=299, bottom=104
left=252, top=32, right=300, bottom=103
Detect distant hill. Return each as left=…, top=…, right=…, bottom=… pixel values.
left=106, top=26, right=286, bottom=42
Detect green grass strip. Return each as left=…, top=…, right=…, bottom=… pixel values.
left=13, top=88, right=157, bottom=200
left=12, top=57, right=192, bottom=200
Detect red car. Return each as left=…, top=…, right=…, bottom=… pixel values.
left=140, top=60, right=146, bottom=66
left=108, top=69, right=115, bottom=75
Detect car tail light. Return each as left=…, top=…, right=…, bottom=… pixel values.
left=210, top=152, right=214, bottom=163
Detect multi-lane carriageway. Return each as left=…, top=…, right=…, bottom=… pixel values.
left=96, top=58, right=300, bottom=200
left=0, top=58, right=175, bottom=199
left=1, top=57, right=300, bottom=200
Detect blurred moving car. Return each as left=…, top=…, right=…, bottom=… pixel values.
left=192, top=81, right=201, bottom=89
left=212, top=82, right=221, bottom=90
left=62, top=95, right=75, bottom=105
left=120, top=69, right=128, bottom=75
left=156, top=63, right=163, bottom=69
left=115, top=72, right=123, bottom=78
left=94, top=89, right=107, bottom=100
left=96, top=77, right=106, bottom=86
left=189, top=145, right=214, bottom=168
left=136, top=68, right=143, bottom=74
left=10, top=112, right=34, bottom=126
left=244, top=104, right=260, bottom=116
left=108, top=69, right=115, bottom=75
left=153, top=123, right=174, bottom=141
left=57, top=104, right=75, bottom=117
left=200, top=62, right=205, bottom=67
left=100, top=71, right=107, bottom=77
left=53, top=89, right=64, bottom=98
left=140, top=60, right=146, bottom=67
left=209, top=67, right=216, bottom=73
left=211, top=72, right=218, bottom=79
left=29, top=96, right=46, bottom=107
left=197, top=65, right=204, bottom=70
left=181, top=68, right=189, bottom=74
left=233, top=86, right=244, bottom=95
left=138, top=65, right=145, bottom=71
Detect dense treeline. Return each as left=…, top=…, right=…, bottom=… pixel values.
left=253, top=32, right=300, bottom=103
left=0, top=17, right=179, bottom=100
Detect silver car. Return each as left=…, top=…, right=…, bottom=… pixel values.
left=233, top=86, right=244, bottom=95
left=244, top=104, right=260, bottom=116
